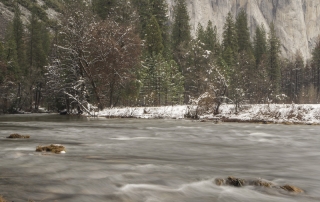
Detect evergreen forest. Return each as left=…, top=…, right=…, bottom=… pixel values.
left=1, top=0, right=320, bottom=114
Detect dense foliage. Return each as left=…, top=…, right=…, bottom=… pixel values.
left=1, top=0, right=320, bottom=114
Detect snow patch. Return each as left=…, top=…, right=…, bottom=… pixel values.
left=95, top=104, right=320, bottom=124
left=98, top=105, right=189, bottom=119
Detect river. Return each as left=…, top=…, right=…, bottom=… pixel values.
left=0, top=114, right=319, bottom=202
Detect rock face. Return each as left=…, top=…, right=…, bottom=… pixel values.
left=167, top=0, right=320, bottom=60
left=1, top=1, right=319, bottom=61
left=0, top=0, right=58, bottom=40
left=0, top=2, right=13, bottom=39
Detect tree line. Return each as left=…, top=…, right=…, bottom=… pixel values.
left=1, top=0, right=320, bottom=114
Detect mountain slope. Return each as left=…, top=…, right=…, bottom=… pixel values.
left=167, top=0, right=320, bottom=60
left=0, top=0, right=60, bottom=38
left=1, top=0, right=319, bottom=60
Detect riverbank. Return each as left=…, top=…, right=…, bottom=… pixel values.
left=216, top=104, right=320, bottom=125
left=96, top=104, right=320, bottom=125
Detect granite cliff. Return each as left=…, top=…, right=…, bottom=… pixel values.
left=167, top=0, right=320, bottom=60
left=1, top=0, right=319, bottom=60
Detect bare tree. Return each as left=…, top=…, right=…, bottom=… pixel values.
left=88, top=20, right=141, bottom=108
left=46, top=1, right=141, bottom=114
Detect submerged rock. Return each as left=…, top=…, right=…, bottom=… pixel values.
left=36, top=144, right=66, bottom=154
left=280, top=185, right=304, bottom=193
left=214, top=178, right=225, bottom=186
left=226, top=176, right=246, bottom=187
left=0, top=195, right=7, bottom=202
left=251, top=179, right=274, bottom=188
left=6, top=134, right=30, bottom=139
left=214, top=177, right=303, bottom=194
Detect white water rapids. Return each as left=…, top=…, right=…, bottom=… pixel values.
left=0, top=114, right=319, bottom=202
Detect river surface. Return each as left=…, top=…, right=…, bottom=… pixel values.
left=0, top=114, right=319, bottom=202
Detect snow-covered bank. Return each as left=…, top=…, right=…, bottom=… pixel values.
left=97, top=105, right=189, bottom=119
left=204, top=104, right=320, bottom=125
left=96, top=104, right=320, bottom=125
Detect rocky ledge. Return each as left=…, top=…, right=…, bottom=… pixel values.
left=215, top=176, right=304, bottom=193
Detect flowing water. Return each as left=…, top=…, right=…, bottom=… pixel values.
left=0, top=114, right=319, bottom=202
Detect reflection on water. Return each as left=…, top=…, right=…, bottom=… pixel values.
left=0, top=114, right=319, bottom=202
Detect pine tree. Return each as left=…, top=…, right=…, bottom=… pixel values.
left=2, top=37, right=19, bottom=112
left=140, top=54, right=158, bottom=105
left=0, top=42, right=6, bottom=84
left=145, top=16, right=164, bottom=55
left=222, top=12, right=238, bottom=69
left=293, top=50, right=304, bottom=102
left=27, top=10, right=47, bottom=73
left=161, top=60, right=184, bottom=105
left=230, top=50, right=255, bottom=110
left=92, top=0, right=117, bottom=20
left=132, top=0, right=151, bottom=38
left=254, top=24, right=267, bottom=66
left=196, top=21, right=220, bottom=56
left=171, top=0, right=191, bottom=102
left=12, top=2, right=26, bottom=75
left=236, top=9, right=252, bottom=53
left=140, top=54, right=184, bottom=106
left=254, top=55, right=272, bottom=103
left=172, top=0, right=191, bottom=50
left=26, top=5, right=50, bottom=110
left=185, top=38, right=213, bottom=99
left=93, top=0, right=136, bottom=24
left=41, top=25, right=50, bottom=58
left=267, top=22, right=281, bottom=97
left=149, top=0, right=168, bottom=41
left=4, top=36, right=19, bottom=77
left=0, top=42, right=4, bottom=61
left=196, top=23, right=205, bottom=43
left=311, top=35, right=320, bottom=97
left=117, top=0, right=138, bottom=24
left=204, top=21, right=219, bottom=54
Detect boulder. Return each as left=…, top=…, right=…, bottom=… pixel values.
left=226, top=176, right=246, bottom=187
left=251, top=179, right=274, bottom=188
left=6, top=134, right=30, bottom=139
left=214, top=178, right=225, bottom=186
left=0, top=195, right=7, bottom=202
left=214, top=177, right=303, bottom=194
left=36, top=144, right=66, bottom=154
left=280, top=185, right=304, bottom=193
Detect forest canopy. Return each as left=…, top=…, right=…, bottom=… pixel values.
left=1, top=0, right=320, bottom=114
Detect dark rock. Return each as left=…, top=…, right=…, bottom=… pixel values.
left=36, top=144, right=66, bottom=154
left=226, top=176, right=246, bottom=187
left=251, top=179, right=274, bottom=188
left=6, top=133, right=30, bottom=139
left=213, top=176, right=304, bottom=195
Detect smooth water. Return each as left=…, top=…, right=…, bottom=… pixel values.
left=0, top=114, right=319, bottom=202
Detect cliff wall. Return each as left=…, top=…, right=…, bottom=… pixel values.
left=167, top=0, right=320, bottom=60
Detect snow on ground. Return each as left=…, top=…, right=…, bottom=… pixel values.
left=95, top=104, right=320, bottom=124
left=203, top=104, right=320, bottom=124
left=97, top=105, right=189, bottom=119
